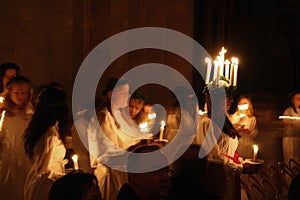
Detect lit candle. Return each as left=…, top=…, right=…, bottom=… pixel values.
left=0, top=110, right=6, bottom=131
left=219, top=47, right=227, bottom=76
left=217, top=55, right=223, bottom=77
left=224, top=59, right=230, bottom=80
left=72, top=154, right=79, bottom=170
left=214, top=60, right=219, bottom=85
left=148, top=113, right=156, bottom=120
left=205, top=57, right=212, bottom=84
left=139, top=122, right=148, bottom=138
left=253, top=144, right=258, bottom=162
left=230, top=57, right=235, bottom=85
left=159, top=120, right=165, bottom=140
left=233, top=58, right=239, bottom=86
left=238, top=103, right=249, bottom=111
left=0, top=96, right=4, bottom=104
left=213, top=60, right=218, bottom=80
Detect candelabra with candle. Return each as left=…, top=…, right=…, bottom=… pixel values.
left=204, top=47, right=239, bottom=88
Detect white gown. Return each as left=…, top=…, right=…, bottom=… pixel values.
left=230, top=113, right=258, bottom=159
left=195, top=114, right=239, bottom=164
left=0, top=109, right=32, bottom=200
left=87, top=108, right=138, bottom=200
left=282, top=107, right=300, bottom=164
left=24, top=122, right=66, bottom=200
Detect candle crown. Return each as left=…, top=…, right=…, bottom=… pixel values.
left=204, top=47, right=239, bottom=89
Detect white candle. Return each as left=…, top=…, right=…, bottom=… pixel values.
left=224, top=59, right=230, bottom=80
left=219, top=47, right=227, bottom=77
left=253, top=144, right=258, bottom=162
left=213, top=60, right=218, bottom=80
left=230, top=57, right=235, bottom=86
left=217, top=55, right=223, bottom=77
left=159, top=120, right=165, bottom=140
left=205, top=57, right=212, bottom=84
left=0, top=110, right=6, bottom=131
left=214, top=60, right=219, bottom=85
left=139, top=122, right=148, bottom=137
left=233, top=58, right=239, bottom=86
left=72, top=154, right=79, bottom=170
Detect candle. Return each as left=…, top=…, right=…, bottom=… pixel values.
left=217, top=55, right=223, bottom=77
left=205, top=57, right=212, bottom=84
left=72, top=154, right=79, bottom=170
left=279, top=116, right=300, bottom=120
left=159, top=120, right=165, bottom=140
left=218, top=47, right=227, bottom=76
left=253, top=144, right=258, bottom=162
left=139, top=122, right=148, bottom=138
left=224, top=59, right=230, bottom=80
left=148, top=113, right=156, bottom=120
left=0, top=110, right=6, bottom=131
left=233, top=58, right=239, bottom=86
left=0, top=96, right=4, bottom=104
left=238, top=103, right=249, bottom=111
left=230, top=57, right=235, bottom=86
left=214, top=60, right=219, bottom=85
left=213, top=60, right=218, bottom=80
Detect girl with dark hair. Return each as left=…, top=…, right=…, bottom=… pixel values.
left=194, top=80, right=242, bottom=200
left=23, top=87, right=71, bottom=200
left=195, top=80, right=240, bottom=164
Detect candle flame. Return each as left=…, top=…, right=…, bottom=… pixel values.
left=72, top=154, right=78, bottom=162
left=238, top=103, right=249, bottom=111
left=219, top=47, right=227, bottom=56
left=205, top=57, right=211, bottom=64
left=139, top=122, right=148, bottom=132
left=198, top=110, right=207, bottom=115
left=148, top=113, right=156, bottom=120
left=253, top=145, right=258, bottom=153
left=0, top=96, right=4, bottom=103
left=160, top=120, right=165, bottom=129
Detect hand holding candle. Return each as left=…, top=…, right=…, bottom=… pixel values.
left=72, top=154, right=79, bottom=170
left=253, top=144, right=258, bottom=162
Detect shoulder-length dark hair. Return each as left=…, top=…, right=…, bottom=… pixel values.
left=0, top=62, right=20, bottom=93
left=205, top=92, right=240, bottom=139
left=23, top=87, right=71, bottom=160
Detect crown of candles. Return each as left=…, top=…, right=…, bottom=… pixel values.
left=205, top=47, right=239, bottom=87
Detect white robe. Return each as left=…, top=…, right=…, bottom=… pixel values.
left=0, top=109, right=32, bottom=200
left=282, top=107, right=300, bottom=163
left=24, top=122, right=66, bottom=200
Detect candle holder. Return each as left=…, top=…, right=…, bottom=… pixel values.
left=154, top=138, right=168, bottom=144
left=244, top=158, right=264, bottom=165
